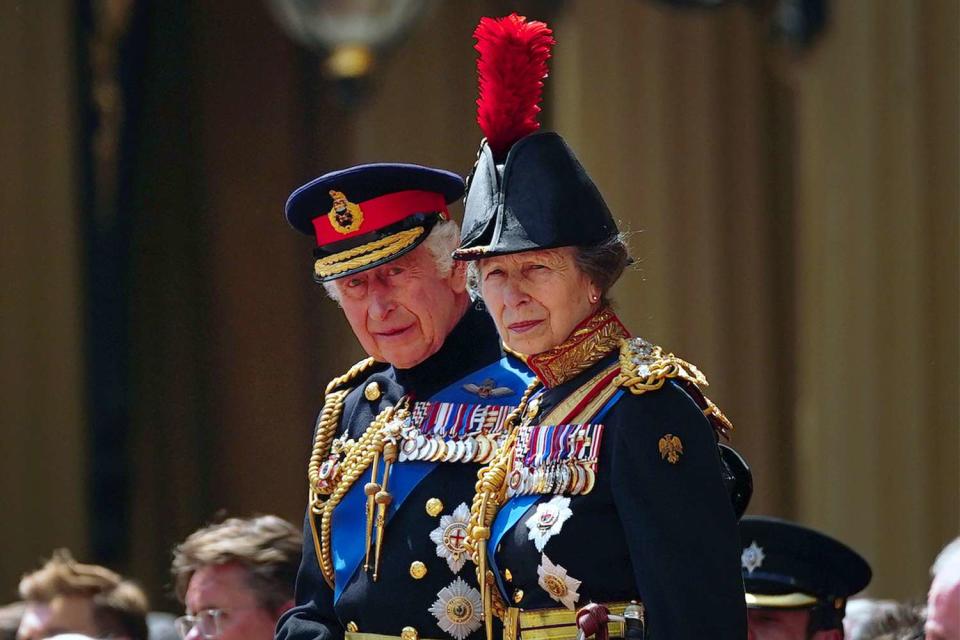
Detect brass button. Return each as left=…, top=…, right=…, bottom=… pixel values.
left=401, top=626, right=419, bottom=640
left=364, top=381, right=381, bottom=401
left=512, top=588, right=524, bottom=603
left=425, top=497, right=444, bottom=517
left=346, top=621, right=358, bottom=633
left=410, top=560, right=428, bottom=579
left=504, top=568, right=513, bottom=582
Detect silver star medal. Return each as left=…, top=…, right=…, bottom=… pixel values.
left=741, top=541, right=765, bottom=574
left=537, top=553, right=582, bottom=610
left=429, top=502, right=471, bottom=573
left=429, top=576, right=483, bottom=640
left=525, top=495, right=573, bottom=552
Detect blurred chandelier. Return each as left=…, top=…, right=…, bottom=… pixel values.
left=267, top=0, right=432, bottom=79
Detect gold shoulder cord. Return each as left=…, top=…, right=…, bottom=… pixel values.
left=304, top=357, right=377, bottom=587
left=465, top=379, right=541, bottom=640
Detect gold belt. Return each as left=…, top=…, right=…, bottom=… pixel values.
left=346, top=631, right=443, bottom=640
left=503, top=601, right=637, bottom=640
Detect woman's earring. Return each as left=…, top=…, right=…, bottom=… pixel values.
left=589, top=293, right=599, bottom=304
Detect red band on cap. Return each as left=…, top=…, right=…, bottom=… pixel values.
left=312, top=190, right=448, bottom=246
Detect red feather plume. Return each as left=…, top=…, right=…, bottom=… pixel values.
left=474, top=13, right=555, bottom=159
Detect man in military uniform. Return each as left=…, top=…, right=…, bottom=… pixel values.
left=739, top=516, right=872, bottom=640
left=275, top=164, right=533, bottom=640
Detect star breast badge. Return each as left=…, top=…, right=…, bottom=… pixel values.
left=658, top=433, right=683, bottom=464
left=525, top=495, right=573, bottom=552
left=429, top=577, right=483, bottom=640
left=429, top=503, right=471, bottom=573
left=741, top=541, right=766, bottom=574
left=537, top=553, right=582, bottom=611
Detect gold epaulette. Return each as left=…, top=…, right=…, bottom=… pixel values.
left=613, top=338, right=733, bottom=437
left=613, top=337, right=709, bottom=395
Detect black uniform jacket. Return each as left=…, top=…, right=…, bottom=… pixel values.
left=485, top=308, right=747, bottom=639
left=276, top=307, right=530, bottom=640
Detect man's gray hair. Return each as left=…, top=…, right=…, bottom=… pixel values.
left=931, top=536, right=960, bottom=577
left=323, top=219, right=460, bottom=303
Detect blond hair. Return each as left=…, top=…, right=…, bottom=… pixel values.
left=171, top=515, right=301, bottom=613
left=18, top=549, right=148, bottom=640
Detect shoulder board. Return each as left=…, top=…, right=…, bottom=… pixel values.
left=324, top=357, right=382, bottom=395
left=613, top=337, right=709, bottom=395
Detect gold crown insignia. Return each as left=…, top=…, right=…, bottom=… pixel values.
left=327, top=190, right=364, bottom=234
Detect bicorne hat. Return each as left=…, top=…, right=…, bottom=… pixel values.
left=286, top=163, right=464, bottom=282
left=452, top=14, right=618, bottom=261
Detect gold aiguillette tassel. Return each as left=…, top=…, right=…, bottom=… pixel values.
left=372, top=439, right=397, bottom=581
left=476, top=496, right=493, bottom=640
left=363, top=449, right=381, bottom=572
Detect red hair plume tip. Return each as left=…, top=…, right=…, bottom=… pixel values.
left=474, top=13, right=555, bottom=158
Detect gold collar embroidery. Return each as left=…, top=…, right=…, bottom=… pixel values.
left=509, top=307, right=630, bottom=388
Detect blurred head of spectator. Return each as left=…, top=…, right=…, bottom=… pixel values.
left=16, top=549, right=148, bottom=640
left=926, top=537, right=960, bottom=640
left=0, top=602, right=25, bottom=640
left=848, top=601, right=925, bottom=640
left=171, top=515, right=301, bottom=640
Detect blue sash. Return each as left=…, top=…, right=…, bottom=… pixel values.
left=332, top=356, right=533, bottom=602
left=486, top=389, right=625, bottom=601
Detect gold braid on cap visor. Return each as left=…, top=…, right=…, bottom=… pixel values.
left=314, top=227, right=425, bottom=279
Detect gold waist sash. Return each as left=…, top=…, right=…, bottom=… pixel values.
left=503, top=601, right=638, bottom=640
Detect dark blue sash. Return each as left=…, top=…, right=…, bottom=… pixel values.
left=332, top=356, right=533, bottom=602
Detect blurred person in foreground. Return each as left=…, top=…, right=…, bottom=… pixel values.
left=740, top=516, right=872, bottom=639
left=925, top=536, right=960, bottom=640
left=171, top=515, right=301, bottom=640
left=274, top=161, right=533, bottom=640
left=16, top=549, right=148, bottom=640
left=453, top=13, right=747, bottom=640
left=850, top=601, right=925, bottom=640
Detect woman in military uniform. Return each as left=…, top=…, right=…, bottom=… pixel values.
left=454, top=15, right=747, bottom=640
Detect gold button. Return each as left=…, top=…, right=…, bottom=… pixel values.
left=401, top=626, right=419, bottom=640
left=512, top=588, right=524, bottom=603
left=364, top=382, right=381, bottom=401
left=346, top=621, right=358, bottom=633
left=504, top=568, right=513, bottom=582
left=425, top=497, right=444, bottom=517
left=410, top=560, right=428, bottom=579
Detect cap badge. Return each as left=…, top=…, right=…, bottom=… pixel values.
left=327, top=190, right=364, bottom=234
left=658, top=434, right=683, bottom=464
left=429, top=577, right=483, bottom=640
left=741, top=541, right=766, bottom=574
left=525, top=495, right=573, bottom=552
left=537, top=553, right=581, bottom=610
left=462, top=377, right=515, bottom=399
left=429, top=502, right=471, bottom=573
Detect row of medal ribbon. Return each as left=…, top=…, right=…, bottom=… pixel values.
left=398, top=401, right=516, bottom=464
left=506, top=424, right=605, bottom=497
